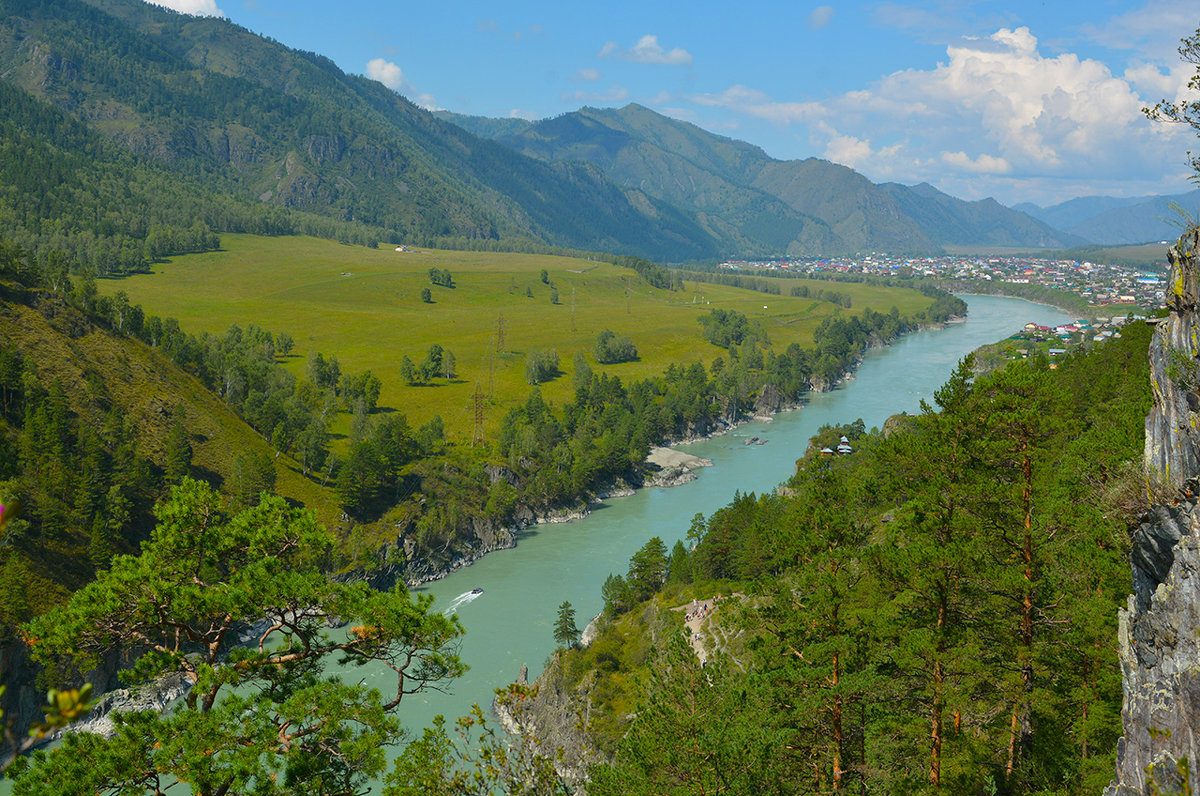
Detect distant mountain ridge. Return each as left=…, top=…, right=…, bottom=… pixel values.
left=442, top=104, right=1083, bottom=255
left=1015, top=190, right=1200, bottom=245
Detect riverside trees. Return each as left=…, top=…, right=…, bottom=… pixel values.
left=569, top=324, right=1151, bottom=794
left=11, top=478, right=464, bottom=795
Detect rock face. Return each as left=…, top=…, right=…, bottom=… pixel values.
left=1144, top=228, right=1200, bottom=489
left=1106, top=228, right=1200, bottom=795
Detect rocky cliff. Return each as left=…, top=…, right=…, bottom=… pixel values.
left=1106, top=227, right=1200, bottom=795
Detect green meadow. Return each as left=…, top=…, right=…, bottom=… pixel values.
left=101, top=235, right=934, bottom=442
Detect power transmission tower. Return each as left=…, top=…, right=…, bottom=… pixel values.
left=496, top=314, right=507, bottom=355
left=571, top=286, right=576, bottom=332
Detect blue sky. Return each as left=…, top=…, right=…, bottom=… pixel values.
left=153, top=0, right=1200, bottom=207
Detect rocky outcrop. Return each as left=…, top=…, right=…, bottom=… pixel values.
left=493, top=655, right=599, bottom=788
left=753, top=382, right=785, bottom=415
left=1107, top=228, right=1200, bottom=795
left=643, top=446, right=713, bottom=488
left=1144, top=229, right=1200, bottom=490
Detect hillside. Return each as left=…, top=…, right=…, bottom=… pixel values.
left=0, top=277, right=345, bottom=644
left=449, top=103, right=1079, bottom=255
left=0, top=0, right=722, bottom=262
left=0, top=282, right=333, bottom=515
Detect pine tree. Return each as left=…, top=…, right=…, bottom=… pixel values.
left=553, top=600, right=579, bottom=648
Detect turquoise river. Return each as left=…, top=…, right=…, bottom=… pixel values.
left=1, top=294, right=1076, bottom=793
left=360, top=294, right=1075, bottom=778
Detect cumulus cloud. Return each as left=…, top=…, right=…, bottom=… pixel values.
left=366, top=58, right=406, bottom=91
left=598, top=35, right=693, bottom=66
left=691, top=25, right=1198, bottom=202
left=807, top=5, right=834, bottom=30
left=365, top=58, right=440, bottom=110
left=144, top=0, right=223, bottom=16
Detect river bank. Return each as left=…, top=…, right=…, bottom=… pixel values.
left=5, top=295, right=1073, bottom=796
left=369, top=311, right=968, bottom=589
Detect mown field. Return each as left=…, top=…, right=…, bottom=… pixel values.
left=101, top=235, right=934, bottom=442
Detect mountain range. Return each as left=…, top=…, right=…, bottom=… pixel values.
left=441, top=104, right=1086, bottom=255
left=1013, top=189, right=1200, bottom=246
left=0, top=0, right=1180, bottom=263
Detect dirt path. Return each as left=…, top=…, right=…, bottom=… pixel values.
left=673, top=593, right=742, bottom=665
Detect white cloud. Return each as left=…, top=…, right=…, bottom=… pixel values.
left=365, top=58, right=440, bottom=110
left=825, top=133, right=872, bottom=168
left=366, top=58, right=406, bottom=92
left=144, top=0, right=223, bottom=16
left=690, top=25, right=1198, bottom=203
left=598, top=35, right=693, bottom=66
left=572, top=68, right=602, bottom=83
left=942, top=151, right=1012, bottom=174
left=691, top=84, right=826, bottom=124
left=807, top=5, right=834, bottom=31
left=509, top=109, right=540, bottom=120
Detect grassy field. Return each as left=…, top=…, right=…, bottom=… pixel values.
left=101, top=235, right=934, bottom=443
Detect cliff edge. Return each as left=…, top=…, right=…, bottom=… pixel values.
left=1107, top=228, right=1200, bottom=795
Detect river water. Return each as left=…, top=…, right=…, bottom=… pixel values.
left=368, top=295, right=1074, bottom=761
left=4, top=295, right=1072, bottom=792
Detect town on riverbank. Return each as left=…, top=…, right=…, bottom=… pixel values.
left=719, top=252, right=1166, bottom=313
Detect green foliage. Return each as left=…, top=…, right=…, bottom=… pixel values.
left=589, top=633, right=786, bottom=795
left=15, top=478, right=464, bottom=796
left=524, top=349, right=560, bottom=386
left=592, top=329, right=638, bottom=364
left=698, top=308, right=751, bottom=347
left=162, top=418, right=192, bottom=484
left=573, top=326, right=1153, bottom=794
left=553, top=600, right=580, bottom=648
left=386, top=691, right=570, bottom=795
left=626, top=537, right=668, bottom=602
left=428, top=267, right=454, bottom=287
left=806, top=417, right=866, bottom=454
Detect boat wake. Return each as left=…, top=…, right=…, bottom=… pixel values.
left=443, top=589, right=483, bottom=615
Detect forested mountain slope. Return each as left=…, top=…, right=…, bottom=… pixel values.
left=0, top=277, right=334, bottom=640
left=0, top=0, right=721, bottom=262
